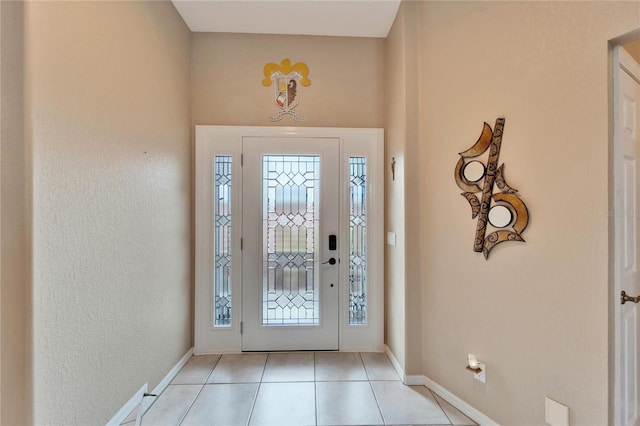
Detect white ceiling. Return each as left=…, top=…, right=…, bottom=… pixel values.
left=171, top=0, right=401, bottom=38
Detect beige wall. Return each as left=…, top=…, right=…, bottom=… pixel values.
left=384, top=0, right=422, bottom=375
left=384, top=1, right=639, bottom=424
left=1, top=1, right=31, bottom=425
left=384, top=4, right=408, bottom=371
left=25, top=1, right=192, bottom=424
left=191, top=32, right=384, bottom=128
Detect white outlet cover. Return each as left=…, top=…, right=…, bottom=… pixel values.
left=473, top=361, right=486, bottom=383
left=545, top=397, right=569, bottom=426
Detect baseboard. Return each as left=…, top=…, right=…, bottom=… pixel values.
left=384, top=344, right=405, bottom=380
left=424, top=376, right=500, bottom=426
left=142, top=347, right=194, bottom=414
left=108, top=347, right=194, bottom=424
left=384, top=345, right=499, bottom=426
left=106, top=383, right=147, bottom=426
left=404, top=374, right=426, bottom=385
left=383, top=345, right=427, bottom=385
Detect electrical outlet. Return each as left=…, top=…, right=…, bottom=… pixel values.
left=545, top=397, right=569, bottom=426
left=473, top=361, right=486, bottom=383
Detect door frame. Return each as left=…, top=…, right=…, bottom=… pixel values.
left=613, top=44, right=640, bottom=426
left=194, top=126, right=384, bottom=354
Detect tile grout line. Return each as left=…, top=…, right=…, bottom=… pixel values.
left=360, top=352, right=387, bottom=426
left=245, top=353, right=269, bottom=426
left=176, top=356, right=221, bottom=426
left=175, top=383, right=205, bottom=426
left=314, top=352, right=318, bottom=426
left=428, top=388, right=454, bottom=426
left=358, top=352, right=372, bottom=380
left=203, top=354, right=222, bottom=384
left=367, top=376, right=387, bottom=425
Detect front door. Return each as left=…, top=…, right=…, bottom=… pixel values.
left=241, top=137, right=340, bottom=351
left=194, top=126, right=383, bottom=355
left=615, top=45, right=640, bottom=426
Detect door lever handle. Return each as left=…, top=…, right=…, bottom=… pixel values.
left=322, top=258, right=336, bottom=265
left=621, top=290, right=640, bottom=304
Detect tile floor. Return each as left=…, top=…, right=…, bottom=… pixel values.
left=122, top=352, right=476, bottom=426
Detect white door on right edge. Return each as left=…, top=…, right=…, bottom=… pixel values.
left=616, top=45, right=640, bottom=426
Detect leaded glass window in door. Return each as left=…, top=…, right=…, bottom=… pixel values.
left=349, top=157, right=367, bottom=325
left=262, top=155, right=320, bottom=325
left=213, top=156, right=232, bottom=327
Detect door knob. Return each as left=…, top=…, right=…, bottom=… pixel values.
left=621, top=290, right=640, bottom=304
left=322, top=257, right=336, bottom=265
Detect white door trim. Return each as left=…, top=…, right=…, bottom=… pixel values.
left=613, top=45, right=640, bottom=426
left=194, top=126, right=384, bottom=354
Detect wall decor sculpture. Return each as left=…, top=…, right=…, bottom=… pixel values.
left=262, top=59, right=311, bottom=122
left=454, top=118, right=529, bottom=259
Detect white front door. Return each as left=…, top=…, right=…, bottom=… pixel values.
left=241, top=137, right=340, bottom=351
left=615, top=45, right=640, bottom=426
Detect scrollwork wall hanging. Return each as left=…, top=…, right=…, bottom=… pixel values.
left=262, top=59, right=310, bottom=122
left=455, top=118, right=529, bottom=259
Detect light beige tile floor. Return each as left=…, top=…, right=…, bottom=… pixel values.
left=125, top=352, right=477, bottom=426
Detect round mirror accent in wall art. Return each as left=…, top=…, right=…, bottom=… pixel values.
left=463, top=160, right=485, bottom=182
left=488, top=205, right=512, bottom=228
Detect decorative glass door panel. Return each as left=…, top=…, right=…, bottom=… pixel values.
left=214, top=156, right=233, bottom=326
left=242, top=138, right=339, bottom=351
left=349, top=157, right=367, bottom=325
left=263, top=155, right=320, bottom=326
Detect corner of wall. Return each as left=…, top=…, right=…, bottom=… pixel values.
left=1, top=0, right=32, bottom=424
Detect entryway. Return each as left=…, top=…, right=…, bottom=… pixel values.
left=194, top=127, right=384, bottom=353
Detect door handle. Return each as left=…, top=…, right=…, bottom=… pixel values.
left=322, top=257, right=336, bottom=265
left=621, top=290, right=640, bottom=304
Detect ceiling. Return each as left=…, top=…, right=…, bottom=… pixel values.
left=171, top=0, right=401, bottom=38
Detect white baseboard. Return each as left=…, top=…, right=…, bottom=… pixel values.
left=383, top=345, right=427, bottom=385
left=108, top=347, right=194, bottom=425
left=142, top=347, right=194, bottom=414
left=384, top=345, right=499, bottom=426
left=106, top=383, right=147, bottom=426
left=424, top=376, right=499, bottom=426
left=404, top=374, right=426, bottom=385
left=384, top=344, right=405, bottom=380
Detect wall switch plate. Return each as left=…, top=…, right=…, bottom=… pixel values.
left=387, top=232, right=396, bottom=246
left=545, top=397, right=569, bottom=426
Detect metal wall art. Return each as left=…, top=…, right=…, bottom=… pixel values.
left=262, top=59, right=311, bottom=122
left=454, top=118, right=529, bottom=259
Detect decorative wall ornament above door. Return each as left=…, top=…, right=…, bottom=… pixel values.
left=262, top=59, right=311, bottom=122
left=454, top=118, right=529, bottom=259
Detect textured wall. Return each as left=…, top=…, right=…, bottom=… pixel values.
left=1, top=2, right=31, bottom=425
left=408, top=1, right=639, bottom=424
left=26, top=1, right=192, bottom=424
left=191, top=32, right=385, bottom=128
